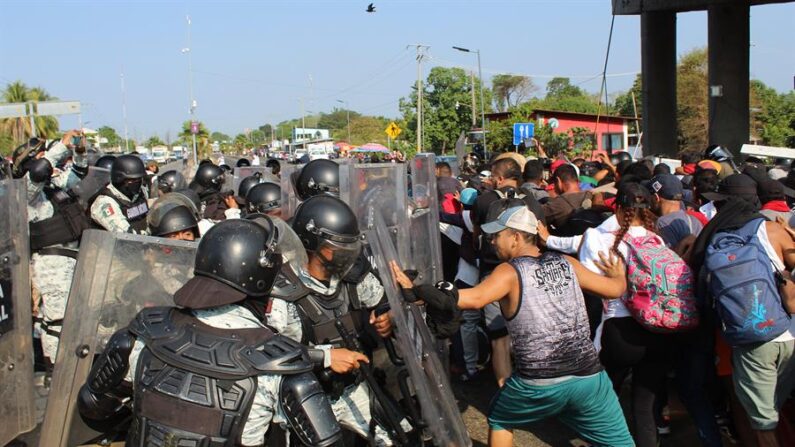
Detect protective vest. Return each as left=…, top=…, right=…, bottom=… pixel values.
left=97, top=186, right=149, bottom=232
left=269, top=265, right=365, bottom=348
left=29, top=186, right=95, bottom=251
left=127, top=307, right=313, bottom=447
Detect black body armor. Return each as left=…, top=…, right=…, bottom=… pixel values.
left=97, top=187, right=149, bottom=232
left=269, top=265, right=366, bottom=348
left=29, top=186, right=96, bottom=250
left=123, top=307, right=336, bottom=447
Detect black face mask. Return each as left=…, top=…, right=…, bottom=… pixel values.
left=119, top=179, right=143, bottom=199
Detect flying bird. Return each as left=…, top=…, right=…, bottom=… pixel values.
left=366, top=3, right=376, bottom=13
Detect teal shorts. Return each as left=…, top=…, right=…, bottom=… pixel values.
left=488, top=370, right=633, bottom=447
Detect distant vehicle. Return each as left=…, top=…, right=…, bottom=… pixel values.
left=172, top=146, right=186, bottom=160
left=309, top=147, right=330, bottom=160
left=138, top=153, right=154, bottom=163
left=152, top=147, right=169, bottom=164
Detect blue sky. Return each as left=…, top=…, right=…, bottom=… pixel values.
left=1, top=0, right=793, bottom=140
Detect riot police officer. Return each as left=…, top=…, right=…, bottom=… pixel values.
left=190, top=162, right=238, bottom=221
left=90, top=154, right=150, bottom=233
left=147, top=199, right=200, bottom=241
left=294, top=159, right=340, bottom=201
left=238, top=172, right=264, bottom=200
left=245, top=182, right=281, bottom=219
left=18, top=130, right=90, bottom=363
left=94, top=154, right=116, bottom=171
left=77, top=218, right=343, bottom=447
left=267, top=195, right=412, bottom=445
left=157, top=170, right=188, bottom=195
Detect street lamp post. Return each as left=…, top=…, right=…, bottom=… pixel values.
left=453, top=46, right=487, bottom=159
left=183, top=16, right=198, bottom=166
left=336, top=99, right=351, bottom=143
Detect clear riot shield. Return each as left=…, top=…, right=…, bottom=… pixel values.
left=39, top=230, right=198, bottom=447
left=70, top=166, right=110, bottom=208
left=279, top=163, right=304, bottom=220
left=367, top=213, right=471, bottom=447
left=233, top=166, right=279, bottom=195
left=339, top=162, right=411, bottom=268
left=409, top=154, right=444, bottom=286
left=0, top=179, right=36, bottom=446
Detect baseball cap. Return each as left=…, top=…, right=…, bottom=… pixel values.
left=481, top=206, right=539, bottom=235
left=758, top=179, right=795, bottom=203
left=460, top=188, right=478, bottom=206
left=648, top=174, right=684, bottom=200
left=702, top=174, right=758, bottom=202
left=697, top=159, right=722, bottom=173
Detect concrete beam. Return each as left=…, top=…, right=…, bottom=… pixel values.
left=613, top=0, right=791, bottom=15
left=708, top=2, right=750, bottom=154
left=641, top=11, right=678, bottom=156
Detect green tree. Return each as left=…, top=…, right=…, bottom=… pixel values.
left=144, top=136, right=165, bottom=148
left=399, top=66, right=492, bottom=153
left=249, top=129, right=266, bottom=146
left=750, top=80, right=795, bottom=148
left=96, top=126, right=122, bottom=150
left=179, top=120, right=211, bottom=158
left=258, top=124, right=273, bottom=135
left=492, top=74, right=535, bottom=112
left=210, top=131, right=230, bottom=143
left=318, top=108, right=361, bottom=135
left=676, top=48, right=709, bottom=152
left=0, top=81, right=60, bottom=147
left=348, top=116, right=391, bottom=145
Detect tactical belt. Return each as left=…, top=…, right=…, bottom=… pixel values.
left=35, top=317, right=64, bottom=337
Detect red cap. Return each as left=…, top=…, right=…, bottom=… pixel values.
left=550, top=159, right=567, bottom=173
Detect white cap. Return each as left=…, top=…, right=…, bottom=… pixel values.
left=481, top=206, right=539, bottom=235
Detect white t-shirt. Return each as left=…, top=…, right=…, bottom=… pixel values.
left=546, top=214, right=620, bottom=255
left=579, top=225, right=652, bottom=351
left=700, top=202, right=717, bottom=220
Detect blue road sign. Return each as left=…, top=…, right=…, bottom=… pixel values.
left=513, top=122, right=535, bottom=146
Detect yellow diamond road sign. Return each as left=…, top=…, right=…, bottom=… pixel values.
left=385, top=122, right=401, bottom=139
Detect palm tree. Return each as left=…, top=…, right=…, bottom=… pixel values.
left=0, top=81, right=60, bottom=144
left=179, top=120, right=211, bottom=159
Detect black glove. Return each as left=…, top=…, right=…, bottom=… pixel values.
left=416, top=281, right=462, bottom=339
left=415, top=281, right=459, bottom=313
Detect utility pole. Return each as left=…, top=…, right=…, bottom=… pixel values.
left=453, top=46, right=488, bottom=159
left=470, top=71, right=477, bottom=127
left=408, top=44, right=429, bottom=152
left=182, top=15, right=198, bottom=166
left=336, top=99, right=351, bottom=142
left=120, top=67, right=130, bottom=152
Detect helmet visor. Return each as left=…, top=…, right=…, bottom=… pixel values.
left=316, top=238, right=362, bottom=276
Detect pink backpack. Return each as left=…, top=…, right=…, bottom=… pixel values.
left=621, top=233, right=700, bottom=333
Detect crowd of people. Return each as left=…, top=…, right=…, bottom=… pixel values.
left=428, top=142, right=795, bottom=447
left=4, top=130, right=795, bottom=447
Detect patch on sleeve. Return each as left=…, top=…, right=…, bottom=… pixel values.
left=101, top=203, right=115, bottom=217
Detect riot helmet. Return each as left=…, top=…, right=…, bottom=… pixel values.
left=237, top=172, right=263, bottom=198
left=294, top=159, right=340, bottom=200
left=11, top=137, right=47, bottom=178
left=24, top=157, right=53, bottom=184
left=110, top=155, right=146, bottom=198
left=292, top=195, right=361, bottom=276
left=704, top=145, right=733, bottom=163
left=609, top=151, right=632, bottom=166
left=219, top=164, right=232, bottom=173
left=147, top=201, right=199, bottom=240
left=246, top=182, right=281, bottom=214
left=171, top=189, right=202, bottom=217
left=236, top=158, right=251, bottom=167
left=158, top=170, right=188, bottom=194
left=265, top=158, right=280, bottom=176
left=94, top=155, right=116, bottom=170
left=192, top=163, right=225, bottom=192
left=191, top=218, right=281, bottom=298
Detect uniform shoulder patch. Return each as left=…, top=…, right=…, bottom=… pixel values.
left=101, top=203, right=115, bottom=217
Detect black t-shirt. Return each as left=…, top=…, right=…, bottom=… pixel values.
left=472, top=186, right=546, bottom=277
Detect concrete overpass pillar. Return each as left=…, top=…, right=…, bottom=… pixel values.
left=641, top=11, right=678, bottom=156
left=708, top=3, right=750, bottom=154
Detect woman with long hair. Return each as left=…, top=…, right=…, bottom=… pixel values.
left=578, top=180, right=674, bottom=447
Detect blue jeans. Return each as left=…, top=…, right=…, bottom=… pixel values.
left=459, top=309, right=482, bottom=376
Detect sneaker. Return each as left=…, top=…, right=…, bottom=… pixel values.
left=459, top=371, right=479, bottom=382
left=656, top=424, right=671, bottom=436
